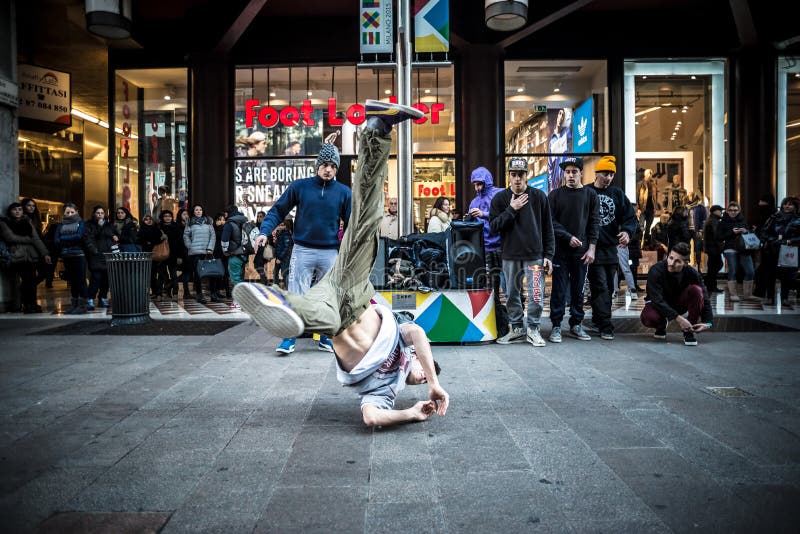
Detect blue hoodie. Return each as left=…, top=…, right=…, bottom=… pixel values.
left=468, top=167, right=501, bottom=252
left=260, top=175, right=352, bottom=250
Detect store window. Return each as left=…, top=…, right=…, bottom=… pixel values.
left=778, top=58, right=800, bottom=201
left=504, top=60, right=608, bottom=192
left=233, top=63, right=455, bottom=224
left=623, top=61, right=726, bottom=217
left=113, top=68, right=189, bottom=220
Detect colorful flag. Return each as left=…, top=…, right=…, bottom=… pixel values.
left=360, top=0, right=393, bottom=53
left=414, top=0, right=449, bottom=53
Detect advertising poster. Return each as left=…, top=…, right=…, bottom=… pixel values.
left=546, top=107, right=573, bottom=191
left=360, top=0, right=393, bottom=53
left=415, top=0, right=449, bottom=52
left=18, top=64, right=71, bottom=126
left=234, top=158, right=317, bottom=221
left=572, top=97, right=593, bottom=154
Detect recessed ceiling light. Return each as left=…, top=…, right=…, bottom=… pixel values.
left=270, top=92, right=276, bottom=97
left=163, top=95, right=171, bottom=101
left=384, top=89, right=391, bottom=95
left=424, top=89, right=431, bottom=94
left=553, top=88, right=560, bottom=93
left=517, top=87, right=524, bottom=93
left=307, top=91, right=313, bottom=96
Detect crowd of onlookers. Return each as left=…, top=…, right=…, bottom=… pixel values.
left=0, top=198, right=294, bottom=314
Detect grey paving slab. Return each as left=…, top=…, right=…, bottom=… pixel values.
left=277, top=425, right=372, bottom=487
left=253, top=485, right=368, bottom=534
left=365, top=502, right=447, bottom=534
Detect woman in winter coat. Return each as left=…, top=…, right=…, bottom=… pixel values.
left=427, top=196, right=452, bottom=233
left=55, top=202, right=89, bottom=314
left=138, top=214, right=164, bottom=297
left=182, top=204, right=215, bottom=303
left=273, top=218, right=294, bottom=289
left=83, top=205, right=115, bottom=310
left=113, top=206, right=140, bottom=252
left=759, top=197, right=800, bottom=306
left=176, top=208, right=192, bottom=297
left=717, top=200, right=755, bottom=301
left=157, top=210, right=184, bottom=300
left=209, top=211, right=228, bottom=302
left=0, top=202, right=51, bottom=313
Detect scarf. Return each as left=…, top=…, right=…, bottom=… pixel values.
left=430, top=208, right=450, bottom=225
left=191, top=216, right=207, bottom=225
left=6, top=216, right=33, bottom=237
left=60, top=214, right=82, bottom=237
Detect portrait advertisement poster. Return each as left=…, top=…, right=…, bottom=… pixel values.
left=572, top=97, right=593, bottom=154
left=359, top=0, right=393, bottom=53
left=547, top=107, right=573, bottom=191
left=234, top=158, right=317, bottom=221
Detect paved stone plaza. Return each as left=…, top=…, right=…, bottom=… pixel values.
left=1, top=315, right=799, bottom=533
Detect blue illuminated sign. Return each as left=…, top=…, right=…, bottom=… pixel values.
left=572, top=97, right=593, bottom=154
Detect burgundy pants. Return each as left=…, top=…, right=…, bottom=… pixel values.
left=640, top=284, right=704, bottom=329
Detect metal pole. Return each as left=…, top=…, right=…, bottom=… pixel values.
left=397, top=0, right=413, bottom=236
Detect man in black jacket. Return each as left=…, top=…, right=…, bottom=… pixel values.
left=547, top=157, right=599, bottom=342
left=490, top=157, right=555, bottom=347
left=641, top=242, right=713, bottom=346
left=585, top=155, right=638, bottom=340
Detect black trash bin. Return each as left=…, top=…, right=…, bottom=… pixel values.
left=105, top=252, right=152, bottom=326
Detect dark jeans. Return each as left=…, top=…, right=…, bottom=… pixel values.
left=156, top=259, right=178, bottom=296
left=11, top=261, right=39, bottom=306
left=692, top=235, right=703, bottom=267
left=641, top=284, right=704, bottom=329
left=588, top=262, right=617, bottom=332
left=550, top=255, right=587, bottom=328
left=486, top=250, right=509, bottom=335
left=705, top=252, right=722, bottom=292
left=62, top=255, right=87, bottom=299
left=87, top=268, right=109, bottom=300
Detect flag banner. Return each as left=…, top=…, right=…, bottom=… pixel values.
left=414, top=0, right=449, bottom=52
left=360, top=0, right=393, bottom=53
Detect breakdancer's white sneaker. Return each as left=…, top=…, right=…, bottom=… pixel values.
left=233, top=283, right=304, bottom=339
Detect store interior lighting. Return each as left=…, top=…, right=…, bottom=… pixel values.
left=71, top=108, right=138, bottom=138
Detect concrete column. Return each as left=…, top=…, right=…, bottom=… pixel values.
left=190, top=54, right=231, bottom=217
left=0, top=0, right=19, bottom=312
left=457, top=44, right=503, bottom=211
left=730, top=46, right=777, bottom=225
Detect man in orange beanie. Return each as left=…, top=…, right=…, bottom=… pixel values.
left=585, top=155, right=638, bottom=340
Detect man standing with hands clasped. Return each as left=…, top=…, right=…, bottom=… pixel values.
left=640, top=242, right=713, bottom=345
left=585, top=155, right=638, bottom=340
left=547, top=157, right=599, bottom=343
left=490, top=158, right=555, bottom=347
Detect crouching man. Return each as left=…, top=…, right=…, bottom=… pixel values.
left=641, top=242, right=713, bottom=346
left=235, top=100, right=449, bottom=427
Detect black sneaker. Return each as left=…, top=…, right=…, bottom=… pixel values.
left=600, top=329, right=615, bottom=340
left=365, top=99, right=425, bottom=127
left=653, top=328, right=667, bottom=339
left=682, top=329, right=698, bottom=346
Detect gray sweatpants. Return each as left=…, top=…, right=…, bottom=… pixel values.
left=274, top=127, right=391, bottom=336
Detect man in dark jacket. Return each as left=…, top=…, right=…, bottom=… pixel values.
left=254, top=143, right=352, bottom=355
left=490, top=157, right=555, bottom=347
left=585, top=155, right=638, bottom=340
left=702, top=205, right=724, bottom=293
left=641, top=242, right=713, bottom=346
left=221, top=204, right=252, bottom=307
left=467, top=166, right=508, bottom=336
left=547, top=157, right=599, bottom=342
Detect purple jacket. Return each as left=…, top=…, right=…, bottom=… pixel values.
left=468, top=167, right=501, bottom=252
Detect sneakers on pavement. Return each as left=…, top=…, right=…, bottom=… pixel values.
left=365, top=99, right=425, bottom=127
left=653, top=328, right=667, bottom=339
left=233, top=283, right=305, bottom=339
left=276, top=338, right=296, bottom=354
left=583, top=322, right=601, bottom=335
left=682, top=329, right=698, bottom=346
left=600, top=329, right=615, bottom=340
left=548, top=326, right=562, bottom=343
left=569, top=324, right=592, bottom=341
left=527, top=327, right=546, bottom=347
left=318, top=335, right=334, bottom=353
left=496, top=326, right=526, bottom=344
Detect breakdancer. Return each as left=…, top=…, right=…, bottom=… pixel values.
left=236, top=100, right=449, bottom=427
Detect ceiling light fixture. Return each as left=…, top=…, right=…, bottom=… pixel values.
left=163, top=95, right=171, bottom=101
left=485, top=0, right=528, bottom=31
left=85, top=0, right=132, bottom=39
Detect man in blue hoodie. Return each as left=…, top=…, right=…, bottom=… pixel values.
left=254, top=143, right=352, bottom=355
left=467, top=166, right=508, bottom=337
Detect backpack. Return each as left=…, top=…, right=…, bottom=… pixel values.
left=238, top=220, right=259, bottom=255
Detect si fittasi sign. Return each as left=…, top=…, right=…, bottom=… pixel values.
left=360, top=0, right=393, bottom=53
left=17, top=64, right=71, bottom=127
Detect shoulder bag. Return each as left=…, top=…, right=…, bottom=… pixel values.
left=196, top=255, right=225, bottom=279
left=778, top=243, right=799, bottom=268
left=151, top=238, right=170, bottom=262
left=262, top=243, right=275, bottom=260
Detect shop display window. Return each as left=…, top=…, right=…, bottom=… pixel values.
left=778, top=59, right=800, bottom=200
left=504, top=60, right=608, bottom=193
left=113, top=68, right=189, bottom=220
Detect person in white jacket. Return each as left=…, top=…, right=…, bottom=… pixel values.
left=183, top=204, right=216, bottom=303
left=427, top=196, right=452, bottom=233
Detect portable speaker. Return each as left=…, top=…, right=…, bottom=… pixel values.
left=369, top=237, right=389, bottom=289
left=447, top=220, right=487, bottom=289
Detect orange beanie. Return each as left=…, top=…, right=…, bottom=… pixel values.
left=595, top=155, right=616, bottom=173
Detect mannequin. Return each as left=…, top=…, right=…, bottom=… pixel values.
left=637, top=168, right=659, bottom=237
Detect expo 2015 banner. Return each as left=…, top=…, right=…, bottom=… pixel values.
left=415, top=0, right=449, bottom=52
